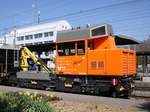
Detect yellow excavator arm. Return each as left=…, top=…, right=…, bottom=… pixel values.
left=20, top=47, right=53, bottom=74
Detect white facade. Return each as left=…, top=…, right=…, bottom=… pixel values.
left=0, top=20, right=71, bottom=70
left=4, top=20, right=71, bottom=45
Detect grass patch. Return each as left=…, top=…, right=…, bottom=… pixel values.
left=0, top=92, right=57, bottom=112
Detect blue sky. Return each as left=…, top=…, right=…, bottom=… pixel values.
left=0, top=0, right=150, bottom=40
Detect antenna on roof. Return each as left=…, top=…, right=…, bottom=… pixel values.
left=37, top=10, right=41, bottom=24
left=32, top=1, right=36, bottom=23
left=77, top=26, right=80, bottom=29
left=86, top=24, right=90, bottom=28
left=32, top=0, right=40, bottom=24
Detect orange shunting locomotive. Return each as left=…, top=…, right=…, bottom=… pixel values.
left=17, top=24, right=137, bottom=97
left=55, top=34, right=136, bottom=97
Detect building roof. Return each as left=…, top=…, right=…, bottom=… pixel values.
left=8, top=20, right=71, bottom=36
left=136, top=51, right=150, bottom=55
left=4, top=20, right=71, bottom=45
left=114, top=34, right=140, bottom=45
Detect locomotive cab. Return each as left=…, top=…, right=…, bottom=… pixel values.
left=56, top=35, right=136, bottom=76
left=56, top=35, right=136, bottom=97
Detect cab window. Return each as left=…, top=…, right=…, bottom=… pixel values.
left=58, top=42, right=75, bottom=56
left=88, top=40, right=94, bottom=50
left=77, top=41, right=85, bottom=55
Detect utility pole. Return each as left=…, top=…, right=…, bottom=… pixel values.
left=5, top=42, right=7, bottom=76
left=37, top=10, right=41, bottom=24
left=32, top=0, right=36, bottom=23
left=3, top=32, right=6, bottom=45
left=32, top=0, right=40, bottom=24
left=13, top=26, right=16, bottom=46
left=4, top=32, right=8, bottom=76
left=13, top=26, right=17, bottom=68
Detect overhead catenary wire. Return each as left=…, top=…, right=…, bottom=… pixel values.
left=0, top=0, right=74, bottom=21
left=0, top=0, right=149, bottom=35
left=1, top=11, right=150, bottom=34
left=0, top=0, right=146, bottom=26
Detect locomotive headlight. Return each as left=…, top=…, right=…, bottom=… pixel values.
left=112, top=78, right=118, bottom=86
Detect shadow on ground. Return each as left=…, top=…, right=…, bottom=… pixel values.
left=137, top=101, right=150, bottom=112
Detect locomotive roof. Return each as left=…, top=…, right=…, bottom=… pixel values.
left=56, top=35, right=109, bottom=43
left=57, top=24, right=113, bottom=42
left=57, top=24, right=140, bottom=45
left=56, top=34, right=140, bottom=45
left=115, top=34, right=140, bottom=45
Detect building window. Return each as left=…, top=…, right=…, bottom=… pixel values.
left=25, top=36, right=29, bottom=40
left=25, top=35, right=33, bottom=40
left=34, top=34, right=38, bottom=38
left=44, top=32, right=53, bottom=37
left=25, top=43, right=33, bottom=46
left=44, top=41, right=53, bottom=44
left=34, top=42, right=43, bottom=45
left=34, top=33, right=43, bottom=38
left=18, top=44, right=24, bottom=46
left=39, top=33, right=43, bottom=38
left=44, top=32, right=48, bottom=37
left=17, top=36, right=24, bottom=41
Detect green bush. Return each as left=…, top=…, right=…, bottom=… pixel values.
left=0, top=92, right=55, bottom=112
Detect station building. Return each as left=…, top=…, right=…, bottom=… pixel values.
left=3, top=20, right=71, bottom=46
left=0, top=20, right=71, bottom=69
left=136, top=40, right=150, bottom=81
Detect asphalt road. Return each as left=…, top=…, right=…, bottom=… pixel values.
left=0, top=85, right=149, bottom=110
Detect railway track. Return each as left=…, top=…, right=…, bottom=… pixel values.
left=134, top=87, right=150, bottom=91
left=131, top=81, right=150, bottom=99
left=131, top=87, right=150, bottom=100
left=1, top=80, right=150, bottom=100
left=130, top=95, right=150, bottom=100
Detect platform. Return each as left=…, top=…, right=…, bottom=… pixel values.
left=135, top=81, right=150, bottom=88
left=133, top=81, right=150, bottom=97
